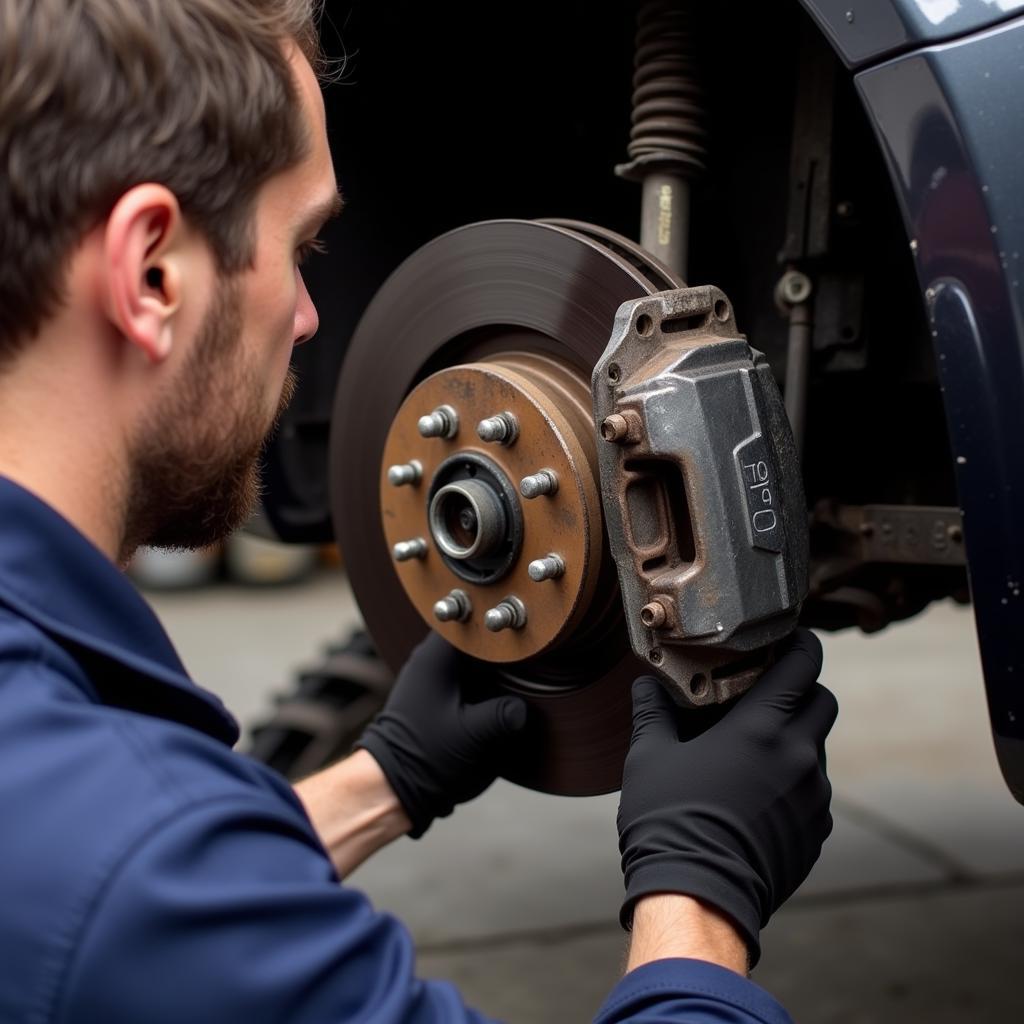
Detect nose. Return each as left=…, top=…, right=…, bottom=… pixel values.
left=294, top=270, right=320, bottom=347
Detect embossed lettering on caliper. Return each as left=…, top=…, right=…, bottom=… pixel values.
left=736, top=437, right=783, bottom=553
left=592, top=286, right=809, bottom=706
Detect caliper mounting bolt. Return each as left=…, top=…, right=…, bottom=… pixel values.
left=387, top=460, right=423, bottom=487
left=433, top=589, right=472, bottom=623
left=392, top=538, right=428, bottom=562
left=520, top=469, right=559, bottom=499
left=476, top=411, right=519, bottom=446
left=640, top=600, right=668, bottom=629
left=484, top=595, right=528, bottom=632
left=528, top=554, right=565, bottom=582
left=417, top=405, right=459, bottom=439
left=600, top=410, right=642, bottom=444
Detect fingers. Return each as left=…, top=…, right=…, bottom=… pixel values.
left=497, top=695, right=529, bottom=732
left=796, top=682, right=839, bottom=739
left=462, top=695, right=529, bottom=744
left=776, top=627, right=824, bottom=676
left=397, top=631, right=462, bottom=695
left=747, top=628, right=824, bottom=709
left=631, top=677, right=680, bottom=743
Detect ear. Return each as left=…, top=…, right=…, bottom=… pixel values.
left=102, top=184, right=185, bottom=363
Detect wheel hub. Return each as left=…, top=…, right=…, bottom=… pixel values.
left=380, top=354, right=603, bottom=664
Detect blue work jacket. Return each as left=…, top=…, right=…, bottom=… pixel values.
left=0, top=476, right=792, bottom=1023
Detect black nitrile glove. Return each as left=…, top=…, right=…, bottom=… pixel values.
left=356, top=633, right=528, bottom=838
left=617, top=628, right=837, bottom=965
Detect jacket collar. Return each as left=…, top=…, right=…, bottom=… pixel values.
left=0, top=476, right=239, bottom=745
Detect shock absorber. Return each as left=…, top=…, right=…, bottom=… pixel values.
left=616, top=0, right=708, bottom=279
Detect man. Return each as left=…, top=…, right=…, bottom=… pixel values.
left=0, top=1, right=837, bottom=1021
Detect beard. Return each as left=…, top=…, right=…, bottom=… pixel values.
left=121, top=279, right=297, bottom=561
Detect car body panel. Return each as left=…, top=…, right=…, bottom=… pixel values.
left=802, top=0, right=1024, bottom=68
left=854, top=16, right=1024, bottom=801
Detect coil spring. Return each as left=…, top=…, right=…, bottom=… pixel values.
left=618, top=0, right=708, bottom=181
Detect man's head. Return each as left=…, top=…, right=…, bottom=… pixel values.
left=0, top=0, right=341, bottom=558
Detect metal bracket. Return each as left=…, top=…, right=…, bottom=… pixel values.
left=813, top=502, right=966, bottom=567
left=592, top=286, right=809, bottom=706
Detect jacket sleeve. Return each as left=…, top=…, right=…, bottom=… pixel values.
left=595, top=960, right=794, bottom=1024
left=54, top=795, right=501, bottom=1024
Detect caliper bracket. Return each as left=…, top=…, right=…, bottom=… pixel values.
left=592, top=286, right=809, bottom=706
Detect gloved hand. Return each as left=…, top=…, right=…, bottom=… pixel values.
left=617, top=628, right=837, bottom=965
left=356, top=632, right=528, bottom=838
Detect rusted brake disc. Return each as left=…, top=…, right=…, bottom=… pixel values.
left=329, top=219, right=683, bottom=795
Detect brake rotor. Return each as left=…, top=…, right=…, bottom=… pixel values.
left=330, top=219, right=684, bottom=795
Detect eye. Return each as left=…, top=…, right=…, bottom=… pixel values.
left=296, top=237, right=328, bottom=266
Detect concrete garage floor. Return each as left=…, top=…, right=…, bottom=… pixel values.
left=148, top=570, right=1024, bottom=1023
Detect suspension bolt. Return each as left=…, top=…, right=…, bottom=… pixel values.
left=476, top=411, right=519, bottom=446
left=393, top=538, right=428, bottom=562
left=433, top=589, right=472, bottom=623
left=387, top=460, right=423, bottom=487
left=640, top=600, right=668, bottom=629
left=418, top=405, right=459, bottom=439
left=484, top=596, right=528, bottom=632
left=528, top=554, right=565, bottom=582
left=520, top=469, right=559, bottom=499
left=776, top=270, right=813, bottom=307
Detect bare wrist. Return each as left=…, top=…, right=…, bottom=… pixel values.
left=626, top=894, right=750, bottom=977
left=295, top=748, right=412, bottom=877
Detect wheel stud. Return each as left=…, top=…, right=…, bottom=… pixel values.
left=484, top=596, right=528, bottom=632
left=528, top=554, right=565, bottom=582
left=476, top=411, right=519, bottom=445
left=393, top=538, right=428, bottom=562
left=433, top=589, right=472, bottom=623
left=418, top=405, right=459, bottom=439
left=387, top=460, right=423, bottom=486
left=520, top=469, right=558, bottom=499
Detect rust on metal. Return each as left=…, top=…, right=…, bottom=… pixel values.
left=592, top=285, right=808, bottom=706
left=380, top=353, right=603, bottom=663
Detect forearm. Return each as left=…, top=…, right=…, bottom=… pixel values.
left=626, top=894, right=749, bottom=976
left=294, top=748, right=411, bottom=877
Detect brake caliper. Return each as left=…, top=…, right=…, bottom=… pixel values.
left=592, top=286, right=808, bottom=706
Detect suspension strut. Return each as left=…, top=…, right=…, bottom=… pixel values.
left=616, top=0, right=708, bottom=279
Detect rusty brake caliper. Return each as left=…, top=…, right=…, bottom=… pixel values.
left=592, top=285, right=809, bottom=706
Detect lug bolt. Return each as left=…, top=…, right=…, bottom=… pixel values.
left=433, top=589, right=472, bottom=623
left=393, top=537, right=428, bottom=562
left=484, top=595, right=528, bottom=632
left=520, top=469, right=559, bottom=499
left=387, top=460, right=423, bottom=486
left=476, top=411, right=519, bottom=445
left=418, top=405, right=459, bottom=439
left=528, top=554, right=565, bottom=582
left=640, top=600, right=668, bottom=629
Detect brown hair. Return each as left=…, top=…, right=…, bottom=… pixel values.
left=0, top=0, right=325, bottom=359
